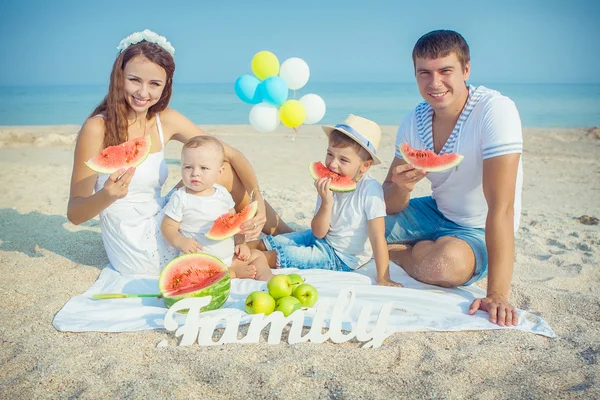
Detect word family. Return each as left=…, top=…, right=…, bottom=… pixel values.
left=164, top=288, right=394, bottom=348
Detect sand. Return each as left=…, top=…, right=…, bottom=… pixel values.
left=0, top=124, right=598, bottom=399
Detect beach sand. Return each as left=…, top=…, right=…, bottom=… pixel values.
left=0, top=125, right=598, bottom=399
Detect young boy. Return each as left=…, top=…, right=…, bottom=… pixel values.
left=161, top=136, right=273, bottom=281
left=258, top=115, right=402, bottom=287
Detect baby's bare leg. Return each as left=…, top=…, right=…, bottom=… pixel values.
left=229, top=258, right=257, bottom=279
left=246, top=240, right=277, bottom=268
left=249, top=249, right=274, bottom=281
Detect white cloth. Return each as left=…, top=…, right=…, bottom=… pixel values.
left=315, top=174, right=387, bottom=269
left=52, top=261, right=554, bottom=338
left=94, top=114, right=179, bottom=276
left=395, top=85, right=523, bottom=230
left=163, top=185, right=236, bottom=266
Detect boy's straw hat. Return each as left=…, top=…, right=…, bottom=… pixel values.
left=322, top=114, right=382, bottom=165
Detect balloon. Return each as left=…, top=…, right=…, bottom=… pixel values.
left=299, top=94, right=326, bottom=124
left=234, top=75, right=262, bottom=104
left=249, top=102, right=280, bottom=133
left=259, top=76, right=289, bottom=106
left=251, top=51, right=280, bottom=80
left=279, top=57, right=310, bottom=90
left=279, top=100, right=306, bottom=128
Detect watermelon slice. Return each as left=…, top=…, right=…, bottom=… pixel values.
left=205, top=201, right=258, bottom=241
left=85, top=136, right=152, bottom=174
left=158, top=253, right=231, bottom=312
left=308, top=161, right=356, bottom=192
left=398, top=143, right=464, bottom=172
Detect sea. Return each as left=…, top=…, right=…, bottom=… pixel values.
left=0, top=82, right=599, bottom=127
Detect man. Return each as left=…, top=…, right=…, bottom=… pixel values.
left=383, top=30, right=523, bottom=326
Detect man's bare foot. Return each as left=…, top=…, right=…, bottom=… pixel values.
left=229, top=264, right=257, bottom=279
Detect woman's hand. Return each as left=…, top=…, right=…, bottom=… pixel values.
left=240, top=191, right=266, bottom=240
left=103, top=167, right=136, bottom=200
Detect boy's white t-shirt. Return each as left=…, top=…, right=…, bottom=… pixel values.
left=394, top=85, right=523, bottom=230
left=315, top=174, right=387, bottom=269
left=163, top=185, right=236, bottom=265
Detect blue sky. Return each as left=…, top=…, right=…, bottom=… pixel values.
left=1, top=0, right=598, bottom=86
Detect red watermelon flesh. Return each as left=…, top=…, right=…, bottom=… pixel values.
left=158, top=253, right=231, bottom=312
left=85, top=136, right=152, bottom=174
left=399, top=143, right=464, bottom=172
left=308, top=161, right=356, bottom=192
left=205, top=201, right=258, bottom=241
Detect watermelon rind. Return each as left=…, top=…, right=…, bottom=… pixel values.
left=85, top=136, right=152, bottom=174
left=398, top=143, right=464, bottom=173
left=308, top=162, right=356, bottom=192
left=158, top=253, right=231, bottom=313
left=205, top=201, right=258, bottom=241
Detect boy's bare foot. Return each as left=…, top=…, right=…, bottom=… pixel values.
left=229, top=264, right=257, bottom=279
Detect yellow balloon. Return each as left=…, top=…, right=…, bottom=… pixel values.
left=279, top=100, right=306, bottom=128
left=251, top=51, right=280, bottom=80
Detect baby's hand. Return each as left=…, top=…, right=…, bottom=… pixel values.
left=177, top=238, right=202, bottom=254
left=377, top=277, right=403, bottom=288
left=235, top=244, right=251, bottom=261
left=314, top=177, right=334, bottom=204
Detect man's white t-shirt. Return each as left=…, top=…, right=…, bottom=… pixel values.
left=163, top=185, right=236, bottom=265
left=315, top=174, right=387, bottom=269
left=394, top=85, right=523, bottom=230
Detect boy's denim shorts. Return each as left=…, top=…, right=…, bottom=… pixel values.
left=384, top=196, right=488, bottom=285
left=262, top=230, right=352, bottom=272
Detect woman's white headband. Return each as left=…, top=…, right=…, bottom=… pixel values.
left=117, top=29, right=175, bottom=56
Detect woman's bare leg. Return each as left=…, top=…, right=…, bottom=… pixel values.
left=218, top=161, right=293, bottom=235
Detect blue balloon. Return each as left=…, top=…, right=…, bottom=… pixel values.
left=235, top=75, right=262, bottom=104
left=259, top=76, right=289, bottom=106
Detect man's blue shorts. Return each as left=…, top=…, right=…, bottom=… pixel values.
left=384, top=196, right=488, bottom=285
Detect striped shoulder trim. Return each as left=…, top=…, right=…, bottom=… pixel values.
left=482, top=142, right=523, bottom=159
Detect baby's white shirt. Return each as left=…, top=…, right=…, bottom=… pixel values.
left=164, top=185, right=236, bottom=265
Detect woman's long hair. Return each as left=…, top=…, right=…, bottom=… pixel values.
left=90, top=41, right=175, bottom=148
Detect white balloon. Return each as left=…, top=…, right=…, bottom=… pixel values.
left=279, top=58, right=310, bottom=91
left=249, top=102, right=280, bottom=133
left=299, top=94, right=326, bottom=125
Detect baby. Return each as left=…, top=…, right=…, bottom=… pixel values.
left=257, top=115, right=402, bottom=287
left=161, top=136, right=273, bottom=281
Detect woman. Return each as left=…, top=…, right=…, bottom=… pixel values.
left=68, top=29, right=290, bottom=275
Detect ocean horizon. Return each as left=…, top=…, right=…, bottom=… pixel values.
left=1, top=82, right=598, bottom=128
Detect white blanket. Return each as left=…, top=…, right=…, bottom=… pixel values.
left=53, top=261, right=554, bottom=338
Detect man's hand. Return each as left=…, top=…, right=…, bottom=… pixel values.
left=468, top=295, right=519, bottom=326
left=377, top=277, right=403, bottom=287
left=390, top=163, right=427, bottom=192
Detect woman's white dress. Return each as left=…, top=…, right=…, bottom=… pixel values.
left=94, top=113, right=178, bottom=276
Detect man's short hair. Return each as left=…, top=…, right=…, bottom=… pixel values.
left=412, top=30, right=470, bottom=71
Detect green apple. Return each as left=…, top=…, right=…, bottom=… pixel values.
left=287, top=273, right=304, bottom=291
left=275, top=296, right=302, bottom=317
left=293, top=283, right=318, bottom=307
left=245, top=291, right=276, bottom=315
left=267, top=275, right=293, bottom=300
